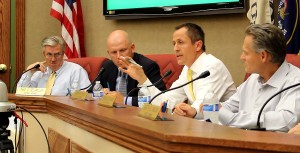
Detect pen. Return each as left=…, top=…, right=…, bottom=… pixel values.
left=162, top=101, right=167, bottom=113
left=120, top=56, right=142, bottom=67
left=128, top=59, right=142, bottom=67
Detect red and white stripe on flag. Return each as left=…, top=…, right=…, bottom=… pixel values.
left=50, top=0, right=86, bottom=58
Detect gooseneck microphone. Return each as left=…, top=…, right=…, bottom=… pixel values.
left=11, top=64, right=40, bottom=93
left=252, top=82, right=300, bottom=131
left=124, top=70, right=172, bottom=105
left=149, top=70, right=210, bottom=104
left=81, top=67, right=105, bottom=90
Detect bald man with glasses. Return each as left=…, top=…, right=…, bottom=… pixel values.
left=88, top=30, right=166, bottom=106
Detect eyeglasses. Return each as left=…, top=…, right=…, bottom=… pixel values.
left=45, top=52, right=63, bottom=58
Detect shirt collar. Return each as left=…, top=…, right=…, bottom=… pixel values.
left=47, top=61, right=66, bottom=75
left=189, top=52, right=207, bottom=72
left=258, top=61, right=289, bottom=88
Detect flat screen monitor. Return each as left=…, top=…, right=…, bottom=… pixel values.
left=103, top=0, right=246, bottom=20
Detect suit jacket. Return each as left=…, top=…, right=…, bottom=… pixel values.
left=89, top=53, right=166, bottom=106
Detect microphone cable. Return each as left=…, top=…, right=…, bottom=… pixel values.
left=149, top=70, right=210, bottom=104
left=16, top=106, right=51, bottom=153
left=124, top=70, right=172, bottom=105
left=254, top=82, right=300, bottom=130
left=80, top=67, right=105, bottom=91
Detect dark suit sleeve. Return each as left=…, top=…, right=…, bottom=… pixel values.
left=131, top=54, right=166, bottom=106
left=144, top=62, right=167, bottom=91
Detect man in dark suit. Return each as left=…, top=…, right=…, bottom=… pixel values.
left=90, top=30, right=166, bottom=106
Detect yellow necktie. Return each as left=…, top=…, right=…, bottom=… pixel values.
left=45, top=72, right=56, bottom=95
left=187, top=69, right=196, bottom=101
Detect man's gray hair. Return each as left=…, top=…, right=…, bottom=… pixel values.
left=41, top=36, right=66, bottom=52
left=245, top=23, right=286, bottom=64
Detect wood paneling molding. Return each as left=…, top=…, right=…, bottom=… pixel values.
left=15, top=0, right=25, bottom=85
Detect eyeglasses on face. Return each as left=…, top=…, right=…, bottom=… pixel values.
left=45, top=52, right=63, bottom=58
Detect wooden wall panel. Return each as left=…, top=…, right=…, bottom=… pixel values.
left=0, top=0, right=11, bottom=88
left=71, top=141, right=92, bottom=153
left=15, top=0, right=25, bottom=88
left=49, top=128, right=70, bottom=153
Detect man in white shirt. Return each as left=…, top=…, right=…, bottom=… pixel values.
left=17, top=36, right=90, bottom=96
left=118, top=23, right=236, bottom=119
left=219, top=24, right=300, bottom=132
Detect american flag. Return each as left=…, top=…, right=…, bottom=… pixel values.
left=50, top=0, right=86, bottom=58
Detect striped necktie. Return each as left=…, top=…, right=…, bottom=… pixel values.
left=45, top=72, right=56, bottom=95
left=187, top=69, right=196, bottom=101
left=118, top=71, right=127, bottom=96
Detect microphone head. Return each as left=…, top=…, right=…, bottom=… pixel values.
left=163, top=70, right=172, bottom=78
left=98, top=67, right=105, bottom=77
left=33, top=64, right=40, bottom=69
left=197, top=70, right=210, bottom=79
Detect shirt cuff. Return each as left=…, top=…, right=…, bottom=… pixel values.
left=192, top=106, right=204, bottom=120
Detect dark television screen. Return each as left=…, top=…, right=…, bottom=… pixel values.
left=103, top=0, right=246, bottom=20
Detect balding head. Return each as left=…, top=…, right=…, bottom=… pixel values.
left=107, top=30, right=132, bottom=47
left=106, top=30, right=135, bottom=67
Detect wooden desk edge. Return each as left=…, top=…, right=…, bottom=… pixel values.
left=8, top=94, right=300, bottom=153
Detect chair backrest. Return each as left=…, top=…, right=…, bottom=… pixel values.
left=145, top=54, right=183, bottom=89
left=285, top=54, right=300, bottom=67
left=66, top=57, right=108, bottom=82
left=244, top=54, right=300, bottom=81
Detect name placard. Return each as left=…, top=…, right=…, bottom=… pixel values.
left=98, top=95, right=116, bottom=108
left=71, top=90, right=88, bottom=100
left=16, top=87, right=46, bottom=96
left=138, top=104, right=161, bottom=120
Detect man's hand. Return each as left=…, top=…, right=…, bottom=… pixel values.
left=26, top=61, right=47, bottom=73
left=173, top=103, right=197, bottom=118
left=117, top=56, right=147, bottom=84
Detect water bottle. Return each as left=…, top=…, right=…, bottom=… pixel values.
left=92, top=81, right=104, bottom=100
left=138, top=85, right=151, bottom=108
left=202, top=90, right=219, bottom=123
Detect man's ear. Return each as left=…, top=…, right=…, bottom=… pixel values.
left=131, top=43, right=136, bottom=53
left=195, top=40, right=203, bottom=52
left=260, top=50, right=269, bottom=63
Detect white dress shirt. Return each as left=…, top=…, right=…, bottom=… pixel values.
left=219, top=61, right=300, bottom=132
left=17, top=61, right=91, bottom=96
left=142, top=52, right=236, bottom=119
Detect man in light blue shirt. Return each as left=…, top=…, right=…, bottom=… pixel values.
left=219, top=24, right=300, bottom=132
left=17, top=36, right=90, bottom=96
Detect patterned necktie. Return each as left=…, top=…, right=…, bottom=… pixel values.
left=118, top=71, right=127, bottom=96
left=45, top=72, right=56, bottom=95
left=187, top=69, right=196, bottom=101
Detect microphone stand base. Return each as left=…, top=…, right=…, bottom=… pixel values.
left=248, top=128, right=266, bottom=131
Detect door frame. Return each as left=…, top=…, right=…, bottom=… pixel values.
left=15, top=0, right=25, bottom=92
left=0, top=0, right=11, bottom=89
